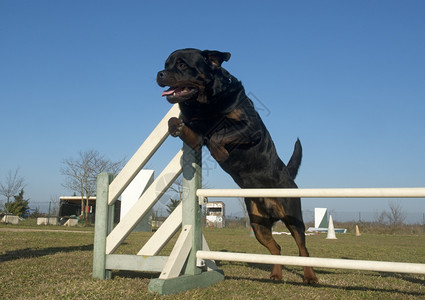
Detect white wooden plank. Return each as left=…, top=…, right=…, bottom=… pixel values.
left=106, top=150, right=183, bottom=254
left=159, top=225, right=192, bottom=279
left=108, top=104, right=180, bottom=205
left=106, top=254, right=168, bottom=272
left=138, top=203, right=182, bottom=256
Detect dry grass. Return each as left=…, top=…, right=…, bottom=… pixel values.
left=1, top=222, right=424, bottom=299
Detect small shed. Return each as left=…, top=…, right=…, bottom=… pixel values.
left=205, top=201, right=225, bottom=228
left=59, top=196, right=121, bottom=223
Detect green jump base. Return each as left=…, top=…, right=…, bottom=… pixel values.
left=148, top=270, right=224, bottom=295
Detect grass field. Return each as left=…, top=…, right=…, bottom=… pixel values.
left=1, top=222, right=424, bottom=299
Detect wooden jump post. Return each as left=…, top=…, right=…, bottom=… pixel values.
left=92, top=104, right=223, bottom=295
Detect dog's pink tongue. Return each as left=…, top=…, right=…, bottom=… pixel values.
left=161, top=89, right=175, bottom=97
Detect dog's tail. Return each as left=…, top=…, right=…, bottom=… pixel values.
left=287, top=138, right=302, bottom=179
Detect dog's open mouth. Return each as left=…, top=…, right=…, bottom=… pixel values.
left=161, top=87, right=198, bottom=103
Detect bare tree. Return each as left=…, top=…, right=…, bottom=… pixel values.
left=374, top=211, right=387, bottom=224
left=61, top=150, right=125, bottom=219
left=0, top=168, right=25, bottom=214
left=385, top=200, right=406, bottom=227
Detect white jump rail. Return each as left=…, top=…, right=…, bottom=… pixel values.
left=197, top=187, right=425, bottom=200
left=196, top=187, right=425, bottom=275
left=197, top=251, right=425, bottom=275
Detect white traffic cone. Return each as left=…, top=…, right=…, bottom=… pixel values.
left=326, top=215, right=337, bottom=239
left=355, top=224, right=361, bottom=236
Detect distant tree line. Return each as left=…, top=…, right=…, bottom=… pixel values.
left=1, top=149, right=126, bottom=221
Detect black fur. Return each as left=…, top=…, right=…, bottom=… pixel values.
left=157, top=48, right=318, bottom=283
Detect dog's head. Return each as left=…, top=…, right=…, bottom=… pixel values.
left=157, top=48, right=232, bottom=104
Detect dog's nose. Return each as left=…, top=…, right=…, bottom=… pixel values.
left=157, top=71, right=167, bottom=87
left=157, top=71, right=165, bottom=79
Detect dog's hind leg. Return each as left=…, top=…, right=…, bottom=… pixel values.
left=245, top=198, right=283, bottom=280
left=282, top=213, right=318, bottom=284
left=250, top=222, right=283, bottom=280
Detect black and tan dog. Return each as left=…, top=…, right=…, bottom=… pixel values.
left=157, top=48, right=318, bottom=284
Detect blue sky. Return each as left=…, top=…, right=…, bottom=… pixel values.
left=1, top=1, right=424, bottom=221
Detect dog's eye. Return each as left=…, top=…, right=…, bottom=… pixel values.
left=178, top=62, right=187, bottom=70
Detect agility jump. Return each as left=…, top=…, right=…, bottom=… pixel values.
left=92, top=104, right=425, bottom=295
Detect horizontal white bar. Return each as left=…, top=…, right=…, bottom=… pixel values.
left=196, top=188, right=425, bottom=198
left=105, top=254, right=168, bottom=272
left=196, top=251, right=425, bottom=274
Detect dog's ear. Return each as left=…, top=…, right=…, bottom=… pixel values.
left=201, top=50, right=231, bottom=67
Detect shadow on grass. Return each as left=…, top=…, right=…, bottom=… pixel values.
left=221, top=261, right=424, bottom=297
left=112, top=266, right=424, bottom=297
left=376, top=271, right=425, bottom=286
left=226, top=274, right=424, bottom=297
left=112, top=270, right=160, bottom=279
left=234, top=276, right=425, bottom=297
left=213, top=253, right=304, bottom=278
left=0, top=244, right=93, bottom=262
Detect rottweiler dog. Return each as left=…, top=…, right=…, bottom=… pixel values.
left=157, top=48, right=318, bottom=284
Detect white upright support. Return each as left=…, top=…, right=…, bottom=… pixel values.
left=181, top=143, right=203, bottom=276
left=93, top=173, right=115, bottom=280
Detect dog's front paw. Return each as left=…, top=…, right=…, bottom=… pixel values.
left=168, top=117, right=184, bottom=137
